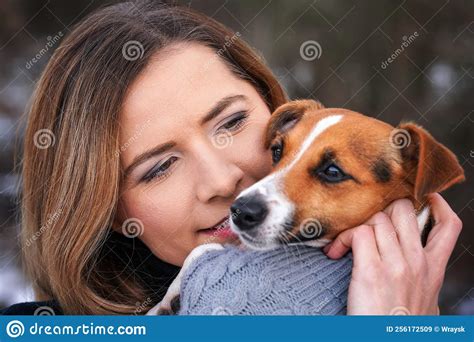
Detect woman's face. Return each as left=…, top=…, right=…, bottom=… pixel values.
left=116, top=42, right=273, bottom=266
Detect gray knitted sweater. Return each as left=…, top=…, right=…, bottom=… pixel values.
left=178, top=245, right=352, bottom=315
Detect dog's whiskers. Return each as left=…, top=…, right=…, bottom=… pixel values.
left=278, top=230, right=304, bottom=259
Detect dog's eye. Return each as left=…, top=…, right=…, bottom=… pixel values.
left=271, top=141, right=283, bottom=164
left=319, top=164, right=347, bottom=183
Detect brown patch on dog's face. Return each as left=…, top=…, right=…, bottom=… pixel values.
left=274, top=110, right=413, bottom=242
left=264, top=99, right=325, bottom=150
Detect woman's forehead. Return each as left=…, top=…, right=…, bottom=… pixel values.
left=120, top=42, right=251, bottom=135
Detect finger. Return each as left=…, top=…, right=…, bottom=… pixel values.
left=365, top=212, right=404, bottom=262
left=324, top=228, right=353, bottom=259
left=383, top=198, right=423, bottom=260
left=351, top=225, right=381, bottom=268
left=425, top=193, right=463, bottom=269
left=327, top=225, right=380, bottom=267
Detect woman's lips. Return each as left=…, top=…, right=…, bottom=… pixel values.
left=199, top=217, right=238, bottom=239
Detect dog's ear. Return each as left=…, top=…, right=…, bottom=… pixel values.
left=397, top=123, right=465, bottom=203
left=264, top=100, right=324, bottom=149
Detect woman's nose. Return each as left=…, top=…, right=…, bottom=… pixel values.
left=195, top=147, right=244, bottom=202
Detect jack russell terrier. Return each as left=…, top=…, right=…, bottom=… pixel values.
left=149, top=99, right=464, bottom=315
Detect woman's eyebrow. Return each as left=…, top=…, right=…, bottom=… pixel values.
left=199, top=94, right=247, bottom=125
left=123, top=141, right=176, bottom=180
left=124, top=94, right=248, bottom=180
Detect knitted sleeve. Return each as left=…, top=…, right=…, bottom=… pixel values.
left=178, top=244, right=352, bottom=315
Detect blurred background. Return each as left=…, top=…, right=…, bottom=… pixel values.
left=0, top=0, right=472, bottom=314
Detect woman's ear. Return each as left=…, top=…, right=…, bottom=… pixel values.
left=264, top=99, right=324, bottom=149
left=398, top=122, right=465, bottom=203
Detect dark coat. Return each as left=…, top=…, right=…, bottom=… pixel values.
left=1, top=231, right=180, bottom=315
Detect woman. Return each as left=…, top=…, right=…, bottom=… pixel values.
left=2, top=1, right=462, bottom=315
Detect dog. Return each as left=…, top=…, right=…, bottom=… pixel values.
left=148, top=100, right=465, bottom=315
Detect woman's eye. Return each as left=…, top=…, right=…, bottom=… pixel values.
left=142, top=156, right=178, bottom=183
left=319, top=164, right=346, bottom=183
left=220, top=111, right=249, bottom=131
left=271, top=142, right=283, bottom=164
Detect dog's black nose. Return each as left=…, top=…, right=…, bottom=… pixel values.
left=230, top=195, right=268, bottom=231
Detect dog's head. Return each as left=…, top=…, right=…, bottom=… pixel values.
left=230, top=100, right=465, bottom=250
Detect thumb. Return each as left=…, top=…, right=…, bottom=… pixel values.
left=324, top=228, right=355, bottom=259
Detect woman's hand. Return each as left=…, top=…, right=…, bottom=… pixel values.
left=323, top=194, right=462, bottom=315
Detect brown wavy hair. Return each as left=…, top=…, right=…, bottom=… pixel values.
left=20, top=0, right=287, bottom=314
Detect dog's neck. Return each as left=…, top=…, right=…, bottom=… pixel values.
left=417, top=206, right=431, bottom=233
left=412, top=195, right=433, bottom=245
left=417, top=205, right=433, bottom=246
left=303, top=205, right=433, bottom=249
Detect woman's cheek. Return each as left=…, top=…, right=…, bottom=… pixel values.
left=233, top=126, right=272, bottom=179
left=130, top=179, right=192, bottom=238
left=136, top=188, right=196, bottom=265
